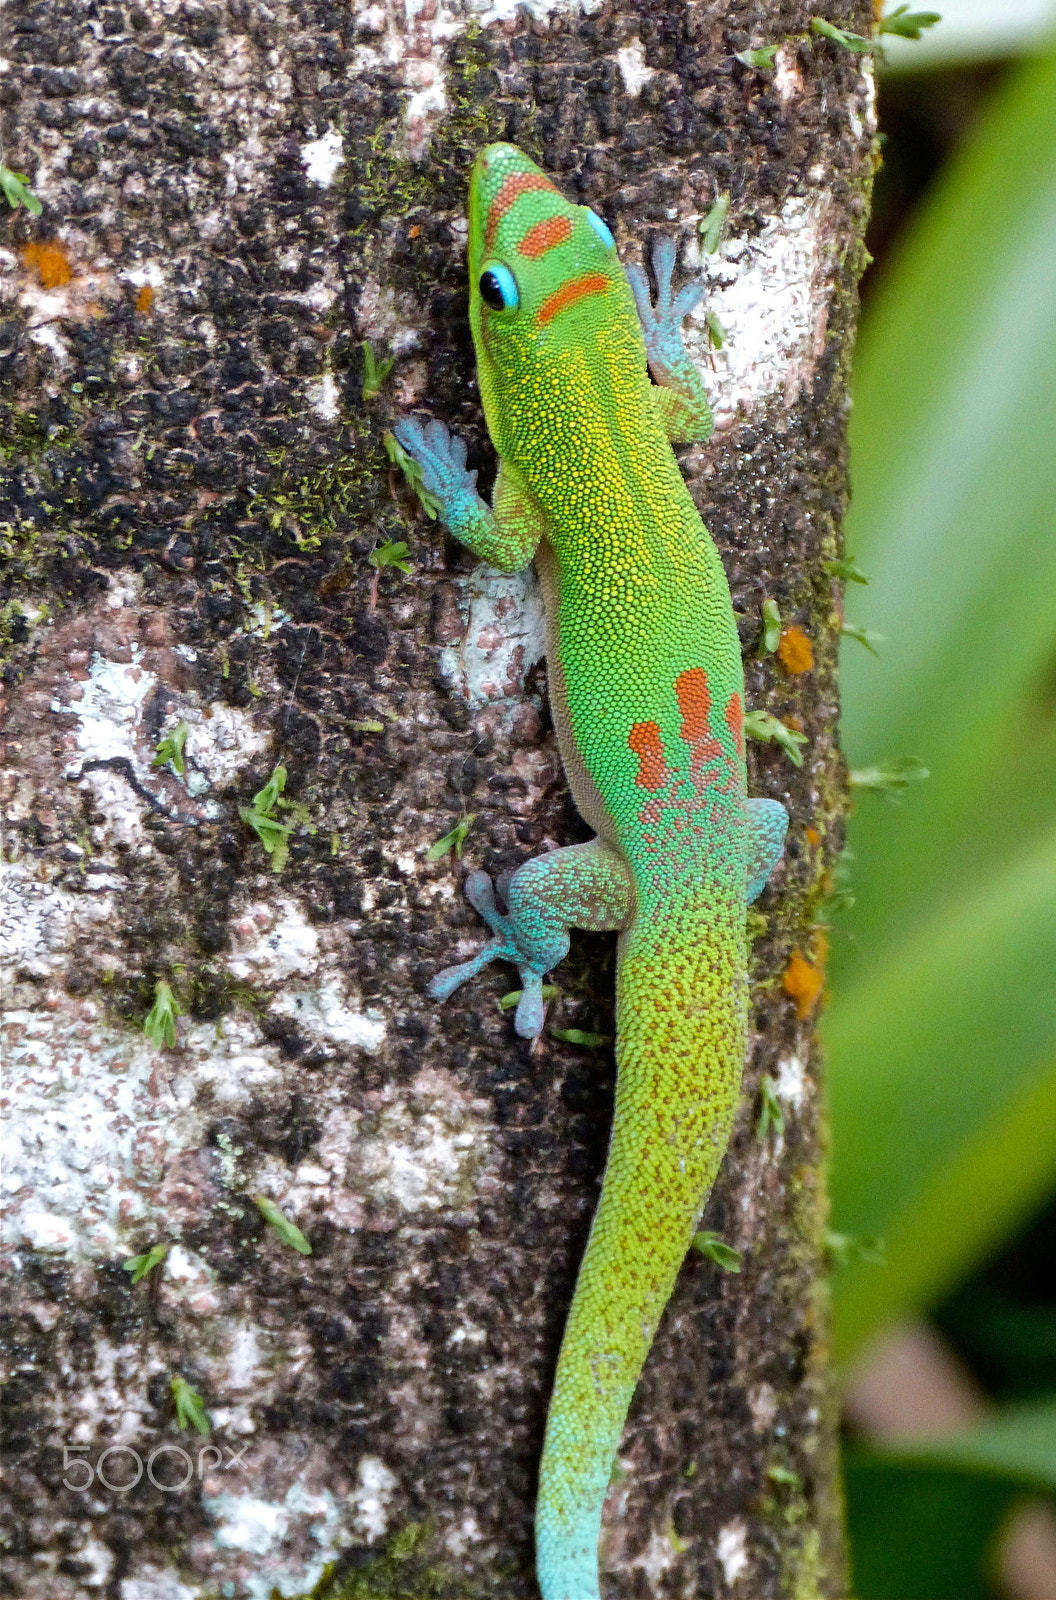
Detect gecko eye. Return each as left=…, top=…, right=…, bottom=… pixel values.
left=479, top=263, right=519, bottom=312
left=585, top=209, right=615, bottom=249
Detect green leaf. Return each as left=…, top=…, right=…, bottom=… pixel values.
left=170, top=1374, right=210, bottom=1436
left=844, top=1454, right=1018, bottom=1600
left=426, top=814, right=476, bottom=861
left=705, top=310, right=726, bottom=350
left=755, top=1075, right=785, bottom=1140
left=810, top=15, right=873, bottom=49
left=239, top=765, right=293, bottom=872
left=757, top=597, right=782, bottom=658
left=826, top=45, right=1056, bottom=1359
left=691, top=1232, right=742, bottom=1271
left=551, top=1027, right=610, bottom=1048
left=144, top=980, right=180, bottom=1050
left=734, top=44, right=778, bottom=68
left=361, top=340, right=394, bottom=401
left=384, top=430, right=443, bottom=520
left=877, top=3, right=942, bottom=37
left=846, top=1400, right=1056, bottom=1599
left=699, top=194, right=730, bottom=254
left=153, top=720, right=189, bottom=776
left=499, top=984, right=560, bottom=1011
left=123, top=1242, right=169, bottom=1284
left=0, top=164, right=43, bottom=216
left=823, top=555, right=870, bottom=584
left=743, top=709, right=808, bottom=766
left=253, top=1194, right=312, bottom=1256
left=368, top=539, right=413, bottom=575
left=840, top=623, right=883, bottom=655
left=848, top=756, right=929, bottom=796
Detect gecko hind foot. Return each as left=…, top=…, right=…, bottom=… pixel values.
left=427, top=870, right=557, bottom=1040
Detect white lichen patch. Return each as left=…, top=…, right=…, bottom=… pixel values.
left=227, top=898, right=321, bottom=983
left=2, top=989, right=326, bottom=1261
left=204, top=1478, right=355, bottom=1600
left=182, top=702, right=272, bottom=792
left=269, top=979, right=387, bottom=1053
left=300, top=127, right=345, bottom=187
left=774, top=1053, right=807, bottom=1113
left=716, top=1519, right=749, bottom=1585
left=438, top=566, right=547, bottom=705
left=349, top=1455, right=399, bottom=1543
left=683, top=197, right=835, bottom=426
left=119, top=1566, right=198, bottom=1600
left=0, top=857, right=117, bottom=989
left=309, top=370, right=341, bottom=422
left=616, top=38, right=654, bottom=96
left=629, top=1526, right=681, bottom=1586
left=352, top=1069, right=490, bottom=1214
left=51, top=643, right=158, bottom=771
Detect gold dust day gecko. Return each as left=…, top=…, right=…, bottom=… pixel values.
left=395, top=144, right=788, bottom=1600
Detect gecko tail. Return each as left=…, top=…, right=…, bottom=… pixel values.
left=535, top=927, right=746, bottom=1600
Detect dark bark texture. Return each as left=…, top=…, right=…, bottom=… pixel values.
left=0, top=0, right=871, bottom=1595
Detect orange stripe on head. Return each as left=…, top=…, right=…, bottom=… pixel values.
left=725, top=691, right=744, bottom=756
left=536, top=272, right=609, bottom=328
left=518, top=214, right=572, bottom=259
left=484, top=172, right=557, bottom=254
left=628, top=721, right=669, bottom=791
left=675, top=667, right=711, bottom=743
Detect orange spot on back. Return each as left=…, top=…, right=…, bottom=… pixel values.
left=537, top=272, right=609, bottom=328
left=628, top=721, right=669, bottom=791
left=135, top=284, right=154, bottom=312
left=22, top=240, right=72, bottom=289
left=725, top=691, right=744, bottom=756
left=675, top=667, right=711, bottom=742
left=484, top=172, right=556, bottom=253
left=777, top=625, right=813, bottom=674
left=518, top=214, right=572, bottom=259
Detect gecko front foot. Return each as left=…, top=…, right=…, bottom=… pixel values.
left=625, top=237, right=713, bottom=444
left=626, top=237, right=706, bottom=378
left=429, top=870, right=559, bottom=1040
left=392, top=416, right=480, bottom=525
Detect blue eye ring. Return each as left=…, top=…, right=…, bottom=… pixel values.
left=478, top=262, right=520, bottom=312
left=585, top=209, right=615, bottom=249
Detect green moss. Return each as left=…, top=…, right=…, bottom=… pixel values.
left=286, top=1523, right=495, bottom=1600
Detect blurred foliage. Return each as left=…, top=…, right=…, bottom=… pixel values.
left=825, top=36, right=1056, bottom=1600
left=827, top=37, right=1056, bottom=1359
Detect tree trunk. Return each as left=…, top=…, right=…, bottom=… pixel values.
left=0, top=0, right=870, bottom=1595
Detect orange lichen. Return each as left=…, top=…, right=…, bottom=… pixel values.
left=21, top=240, right=73, bottom=288
left=783, top=934, right=828, bottom=1019
left=408, top=225, right=420, bottom=239
left=135, top=284, right=154, bottom=312
left=805, top=825, right=820, bottom=848
left=777, top=625, right=814, bottom=674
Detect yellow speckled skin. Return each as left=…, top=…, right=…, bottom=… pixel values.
left=395, top=145, right=786, bottom=1600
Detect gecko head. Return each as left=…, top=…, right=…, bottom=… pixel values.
left=467, top=144, right=634, bottom=444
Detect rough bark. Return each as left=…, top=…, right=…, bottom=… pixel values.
left=0, top=0, right=871, bottom=1595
